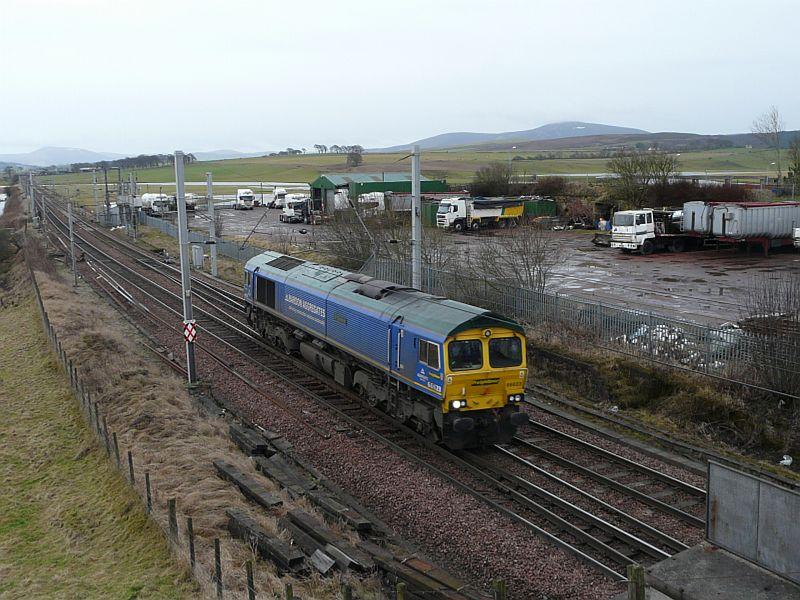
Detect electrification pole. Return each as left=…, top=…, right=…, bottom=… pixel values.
left=206, top=172, right=218, bottom=277
left=175, top=151, right=197, bottom=384
left=411, top=144, right=422, bottom=289
left=92, top=170, right=99, bottom=222
left=103, top=167, right=110, bottom=220
left=68, top=201, right=77, bottom=286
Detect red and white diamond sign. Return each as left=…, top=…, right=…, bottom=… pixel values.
left=183, top=320, right=197, bottom=343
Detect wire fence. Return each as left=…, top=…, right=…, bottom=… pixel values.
left=363, top=258, right=800, bottom=399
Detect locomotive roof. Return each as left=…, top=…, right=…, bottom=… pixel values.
left=245, top=251, right=524, bottom=338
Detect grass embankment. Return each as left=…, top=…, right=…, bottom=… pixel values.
left=0, top=291, right=194, bottom=598
left=528, top=338, right=800, bottom=478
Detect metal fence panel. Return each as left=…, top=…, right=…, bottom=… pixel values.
left=707, top=461, right=800, bottom=584
left=706, top=462, right=760, bottom=562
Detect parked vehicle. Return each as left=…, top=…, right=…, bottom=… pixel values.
left=613, top=201, right=800, bottom=256
left=184, top=193, right=197, bottom=211
left=140, top=193, right=174, bottom=215
left=436, top=197, right=524, bottom=232
left=269, top=187, right=287, bottom=208
left=235, top=189, right=255, bottom=210
left=279, top=197, right=311, bottom=223
left=610, top=208, right=691, bottom=254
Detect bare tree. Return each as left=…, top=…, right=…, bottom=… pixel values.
left=752, top=105, right=785, bottom=182
left=470, top=218, right=563, bottom=292
left=213, top=212, right=225, bottom=238
left=740, top=272, right=800, bottom=447
left=787, top=137, right=800, bottom=195
left=607, top=150, right=678, bottom=208
left=470, top=162, right=513, bottom=196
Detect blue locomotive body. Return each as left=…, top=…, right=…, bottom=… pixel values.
left=244, top=251, right=528, bottom=449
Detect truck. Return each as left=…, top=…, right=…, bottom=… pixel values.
left=610, top=208, right=692, bottom=254
left=270, top=187, right=287, bottom=209
left=279, top=197, right=312, bottom=223
left=140, top=193, right=175, bottom=215
left=612, top=201, right=800, bottom=256
left=436, top=197, right=525, bottom=232
left=235, top=189, right=255, bottom=210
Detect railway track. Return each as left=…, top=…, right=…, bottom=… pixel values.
left=36, top=189, right=706, bottom=582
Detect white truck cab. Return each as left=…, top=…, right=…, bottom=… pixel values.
left=271, top=188, right=287, bottom=208
left=610, top=210, right=655, bottom=252
left=235, top=189, right=255, bottom=210
left=611, top=208, right=689, bottom=254
left=280, top=197, right=309, bottom=223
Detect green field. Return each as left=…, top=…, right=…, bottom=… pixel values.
left=44, top=147, right=783, bottom=208
left=0, top=294, right=194, bottom=599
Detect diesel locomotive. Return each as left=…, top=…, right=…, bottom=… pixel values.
left=244, top=251, right=528, bottom=449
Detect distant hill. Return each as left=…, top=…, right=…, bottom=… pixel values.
left=0, top=147, right=127, bottom=167
left=464, top=130, right=800, bottom=152
left=192, top=149, right=271, bottom=162
left=373, top=121, right=650, bottom=152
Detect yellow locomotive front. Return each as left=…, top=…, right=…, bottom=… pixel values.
left=440, top=326, right=529, bottom=449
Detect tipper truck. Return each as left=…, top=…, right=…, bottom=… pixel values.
left=612, top=201, right=800, bottom=256
left=436, top=197, right=524, bottom=232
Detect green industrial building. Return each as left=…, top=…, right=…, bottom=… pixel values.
left=309, top=172, right=448, bottom=213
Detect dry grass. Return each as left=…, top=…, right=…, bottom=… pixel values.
left=526, top=329, right=798, bottom=466
left=0, top=261, right=195, bottom=599
left=25, top=234, right=380, bottom=599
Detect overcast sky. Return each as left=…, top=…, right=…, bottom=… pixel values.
left=2, top=0, right=798, bottom=155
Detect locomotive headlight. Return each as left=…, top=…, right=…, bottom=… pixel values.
left=519, top=370, right=526, bottom=379
left=446, top=376, right=453, bottom=384
left=508, top=394, right=524, bottom=403
left=450, top=400, right=465, bottom=410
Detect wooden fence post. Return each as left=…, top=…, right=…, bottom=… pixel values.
left=93, top=402, right=101, bottom=436
left=112, top=432, right=120, bottom=466
left=187, top=517, right=195, bottom=569
left=127, top=451, right=135, bottom=483
left=627, top=564, right=645, bottom=600
left=214, top=538, right=223, bottom=599
left=168, top=498, right=178, bottom=539
left=246, top=560, right=255, bottom=600
left=101, top=417, right=111, bottom=455
left=145, top=472, right=152, bottom=513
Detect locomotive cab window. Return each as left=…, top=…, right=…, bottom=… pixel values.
left=489, top=337, right=522, bottom=368
left=448, top=339, right=483, bottom=371
left=418, top=339, right=440, bottom=370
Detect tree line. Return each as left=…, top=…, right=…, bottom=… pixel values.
left=312, top=144, right=364, bottom=155
left=69, top=153, right=197, bottom=173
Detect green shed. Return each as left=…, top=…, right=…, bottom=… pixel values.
left=309, top=172, right=448, bottom=213
left=523, top=198, right=557, bottom=217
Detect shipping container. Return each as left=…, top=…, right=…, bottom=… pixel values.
left=711, top=202, right=800, bottom=239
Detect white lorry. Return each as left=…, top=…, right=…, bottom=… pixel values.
left=270, top=188, right=287, bottom=209
left=140, top=193, right=174, bottom=215
left=610, top=208, right=691, bottom=254
left=436, top=197, right=524, bottom=232
left=235, top=189, right=255, bottom=210
left=280, top=197, right=311, bottom=223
